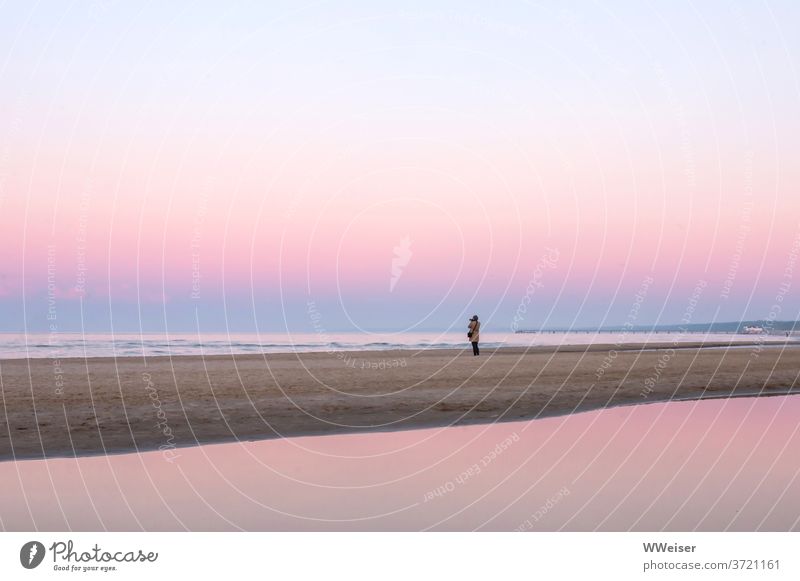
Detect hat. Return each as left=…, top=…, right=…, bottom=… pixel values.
left=470, top=315, right=479, bottom=321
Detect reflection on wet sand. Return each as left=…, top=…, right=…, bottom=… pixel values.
left=2, top=394, right=799, bottom=531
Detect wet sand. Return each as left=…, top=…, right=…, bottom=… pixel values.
left=1, top=341, right=798, bottom=461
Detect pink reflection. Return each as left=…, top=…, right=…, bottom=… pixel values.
left=1, top=395, right=799, bottom=531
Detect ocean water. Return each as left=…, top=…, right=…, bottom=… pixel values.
left=0, top=331, right=791, bottom=359
left=2, top=394, right=799, bottom=531
left=0, top=330, right=786, bottom=359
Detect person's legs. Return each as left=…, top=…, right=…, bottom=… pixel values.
left=472, top=341, right=479, bottom=356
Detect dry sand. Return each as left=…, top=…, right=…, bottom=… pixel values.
left=1, top=341, right=799, bottom=461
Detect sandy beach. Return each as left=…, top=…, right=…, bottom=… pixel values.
left=1, top=341, right=799, bottom=462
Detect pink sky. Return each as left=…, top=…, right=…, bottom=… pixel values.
left=1, top=2, right=799, bottom=331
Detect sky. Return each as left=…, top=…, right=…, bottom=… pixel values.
left=1, top=0, right=799, bottom=333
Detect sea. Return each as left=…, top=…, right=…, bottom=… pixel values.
left=0, top=331, right=792, bottom=359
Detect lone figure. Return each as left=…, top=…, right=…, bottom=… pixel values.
left=468, top=315, right=481, bottom=356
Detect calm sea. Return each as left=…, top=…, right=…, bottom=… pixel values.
left=0, top=331, right=789, bottom=359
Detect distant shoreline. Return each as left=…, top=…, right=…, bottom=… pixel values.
left=1, top=342, right=799, bottom=463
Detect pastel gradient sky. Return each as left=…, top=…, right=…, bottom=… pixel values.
left=1, top=1, right=799, bottom=332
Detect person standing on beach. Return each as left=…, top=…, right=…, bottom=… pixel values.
left=468, top=315, right=481, bottom=356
